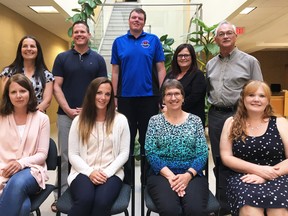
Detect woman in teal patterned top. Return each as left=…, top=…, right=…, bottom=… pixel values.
left=145, top=79, right=209, bottom=216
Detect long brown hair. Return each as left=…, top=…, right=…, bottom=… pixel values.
left=4, top=35, right=48, bottom=89
left=229, top=80, right=273, bottom=141
left=78, top=77, right=116, bottom=144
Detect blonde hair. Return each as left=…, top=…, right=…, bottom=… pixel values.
left=229, top=80, right=273, bottom=141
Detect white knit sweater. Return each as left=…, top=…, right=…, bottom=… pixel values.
left=67, top=112, right=130, bottom=185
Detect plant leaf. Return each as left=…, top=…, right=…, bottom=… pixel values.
left=192, top=18, right=207, bottom=29
left=81, top=12, right=87, bottom=21
left=85, top=5, right=93, bottom=16
left=95, top=0, right=102, bottom=4
left=88, top=0, right=97, bottom=8
left=160, top=34, right=168, bottom=42
left=165, top=38, right=174, bottom=46
left=206, top=43, right=219, bottom=55
left=72, top=9, right=81, bottom=12
left=66, top=17, right=73, bottom=22
left=72, top=14, right=82, bottom=22
left=189, top=37, right=200, bottom=43
left=68, top=27, right=73, bottom=37
left=194, top=44, right=204, bottom=53
left=207, top=23, right=219, bottom=32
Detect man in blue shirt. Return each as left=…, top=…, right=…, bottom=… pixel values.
left=111, top=8, right=166, bottom=184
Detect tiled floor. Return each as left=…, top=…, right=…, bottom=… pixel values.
left=37, top=124, right=220, bottom=216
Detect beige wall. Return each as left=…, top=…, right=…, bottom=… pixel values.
left=252, top=51, right=288, bottom=91
left=0, top=3, right=69, bottom=124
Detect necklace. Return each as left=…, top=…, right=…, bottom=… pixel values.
left=247, top=122, right=263, bottom=131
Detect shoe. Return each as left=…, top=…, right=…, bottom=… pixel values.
left=51, top=200, right=58, bottom=213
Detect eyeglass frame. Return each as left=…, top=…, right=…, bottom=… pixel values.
left=216, top=30, right=236, bottom=38
left=177, top=54, right=191, bottom=59
left=164, top=92, right=182, bottom=98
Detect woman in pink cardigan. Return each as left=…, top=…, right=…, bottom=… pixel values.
left=0, top=74, right=50, bottom=216
left=67, top=77, right=130, bottom=216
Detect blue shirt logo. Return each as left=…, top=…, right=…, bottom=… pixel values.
left=141, top=40, right=150, bottom=48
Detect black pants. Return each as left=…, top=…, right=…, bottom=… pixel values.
left=208, top=108, right=235, bottom=213
left=147, top=175, right=209, bottom=216
left=118, top=96, right=159, bottom=184
left=69, top=174, right=122, bottom=216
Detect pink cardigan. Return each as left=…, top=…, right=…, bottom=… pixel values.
left=0, top=111, right=50, bottom=193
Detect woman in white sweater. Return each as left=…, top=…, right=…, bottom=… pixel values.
left=67, top=77, right=130, bottom=216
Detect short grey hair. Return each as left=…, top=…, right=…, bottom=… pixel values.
left=161, top=79, right=185, bottom=98
left=215, top=20, right=236, bottom=35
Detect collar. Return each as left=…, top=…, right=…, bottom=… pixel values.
left=72, top=48, right=91, bottom=56
left=218, top=47, right=238, bottom=59
left=127, top=30, right=146, bottom=39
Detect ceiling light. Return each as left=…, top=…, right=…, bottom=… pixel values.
left=240, top=6, right=256, bottom=15
left=29, top=6, right=59, bottom=14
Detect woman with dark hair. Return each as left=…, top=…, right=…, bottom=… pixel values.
left=67, top=77, right=130, bottom=216
left=164, top=43, right=206, bottom=126
left=220, top=80, right=288, bottom=216
left=0, top=74, right=50, bottom=216
left=1, top=35, right=54, bottom=112
left=145, top=79, right=209, bottom=216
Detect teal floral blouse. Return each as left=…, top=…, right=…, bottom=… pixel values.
left=145, top=113, right=208, bottom=175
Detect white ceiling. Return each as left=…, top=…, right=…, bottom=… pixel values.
left=228, top=0, right=288, bottom=53
left=1, top=0, right=288, bottom=53
left=0, top=0, right=72, bottom=41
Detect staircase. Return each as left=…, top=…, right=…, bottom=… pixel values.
left=99, top=4, right=137, bottom=75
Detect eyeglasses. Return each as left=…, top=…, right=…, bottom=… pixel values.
left=165, top=92, right=182, bottom=98
left=217, top=31, right=235, bottom=38
left=177, top=54, right=191, bottom=59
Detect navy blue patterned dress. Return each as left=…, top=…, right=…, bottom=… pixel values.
left=227, top=116, right=288, bottom=215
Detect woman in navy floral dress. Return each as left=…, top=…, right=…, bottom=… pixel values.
left=145, top=79, right=209, bottom=216
left=220, top=80, right=288, bottom=216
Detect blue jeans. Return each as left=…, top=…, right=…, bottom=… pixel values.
left=0, top=168, right=40, bottom=216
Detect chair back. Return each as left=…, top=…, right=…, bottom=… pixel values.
left=46, top=138, right=58, bottom=170
left=30, top=138, right=59, bottom=216
left=142, top=155, right=220, bottom=216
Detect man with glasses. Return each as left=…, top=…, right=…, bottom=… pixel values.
left=206, top=20, right=263, bottom=215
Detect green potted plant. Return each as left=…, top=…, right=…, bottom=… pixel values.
left=187, top=18, right=219, bottom=73
left=160, top=34, right=175, bottom=72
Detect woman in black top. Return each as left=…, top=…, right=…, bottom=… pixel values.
left=164, top=43, right=206, bottom=127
